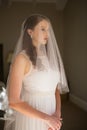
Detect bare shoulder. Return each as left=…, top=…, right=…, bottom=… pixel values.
left=12, top=52, right=30, bottom=66
left=12, top=54, right=26, bottom=65
left=11, top=52, right=32, bottom=75
left=10, top=55, right=25, bottom=74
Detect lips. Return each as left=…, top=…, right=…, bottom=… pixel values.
left=44, top=38, right=48, bottom=41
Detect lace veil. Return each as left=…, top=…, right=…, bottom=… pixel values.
left=11, top=14, right=69, bottom=93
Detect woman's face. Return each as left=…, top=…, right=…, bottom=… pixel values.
left=27, top=20, right=49, bottom=46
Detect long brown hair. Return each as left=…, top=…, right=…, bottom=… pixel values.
left=23, top=14, right=49, bottom=66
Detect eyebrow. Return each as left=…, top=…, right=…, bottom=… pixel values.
left=40, top=25, right=45, bottom=28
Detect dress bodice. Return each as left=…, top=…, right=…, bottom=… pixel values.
left=23, top=68, right=59, bottom=92
left=22, top=55, right=60, bottom=94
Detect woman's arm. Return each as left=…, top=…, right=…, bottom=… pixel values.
left=55, top=88, right=61, bottom=119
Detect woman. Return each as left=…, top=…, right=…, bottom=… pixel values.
left=4, top=14, right=69, bottom=130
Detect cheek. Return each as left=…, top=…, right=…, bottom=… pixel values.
left=32, top=30, right=44, bottom=42
left=37, top=32, right=43, bottom=40
left=33, top=32, right=39, bottom=40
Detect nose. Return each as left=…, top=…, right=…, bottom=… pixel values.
left=45, top=31, right=49, bottom=38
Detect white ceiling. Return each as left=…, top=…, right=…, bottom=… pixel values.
left=0, top=0, right=68, bottom=10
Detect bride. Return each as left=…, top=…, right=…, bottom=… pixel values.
left=4, top=14, right=69, bottom=130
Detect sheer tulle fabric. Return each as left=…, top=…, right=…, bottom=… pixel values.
left=11, top=19, right=69, bottom=94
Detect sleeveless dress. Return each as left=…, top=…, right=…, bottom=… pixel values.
left=5, top=52, right=60, bottom=130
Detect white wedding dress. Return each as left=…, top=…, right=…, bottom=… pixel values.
left=4, top=52, right=60, bottom=130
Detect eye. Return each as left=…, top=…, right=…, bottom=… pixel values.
left=41, top=28, right=45, bottom=31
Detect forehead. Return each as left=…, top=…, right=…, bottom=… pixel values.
left=36, top=20, right=49, bottom=28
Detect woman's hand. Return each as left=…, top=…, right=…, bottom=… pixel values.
left=51, top=112, right=63, bottom=130
left=45, top=113, right=62, bottom=130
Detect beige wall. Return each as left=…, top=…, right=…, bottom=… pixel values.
left=63, top=0, right=87, bottom=104
left=0, top=2, right=63, bottom=81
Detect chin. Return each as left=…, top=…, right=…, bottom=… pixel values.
left=41, top=41, right=47, bottom=45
